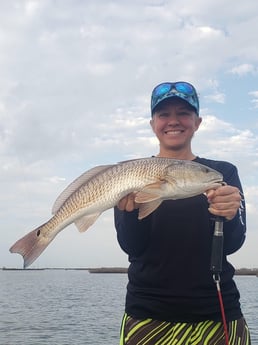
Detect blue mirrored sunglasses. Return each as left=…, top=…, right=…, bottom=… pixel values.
left=151, top=81, right=199, bottom=115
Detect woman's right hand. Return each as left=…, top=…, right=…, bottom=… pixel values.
left=117, top=193, right=139, bottom=212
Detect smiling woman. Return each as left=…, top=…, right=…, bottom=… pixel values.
left=150, top=98, right=202, bottom=159
left=149, top=82, right=202, bottom=160
left=1, top=0, right=258, bottom=342
left=115, top=81, right=251, bottom=345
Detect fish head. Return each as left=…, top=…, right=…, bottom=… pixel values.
left=163, top=160, right=224, bottom=199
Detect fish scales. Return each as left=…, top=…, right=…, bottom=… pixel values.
left=60, top=159, right=161, bottom=212
left=30, top=160, right=163, bottom=239
left=9, top=157, right=223, bottom=268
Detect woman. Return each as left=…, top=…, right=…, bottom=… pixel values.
left=115, top=82, right=251, bottom=344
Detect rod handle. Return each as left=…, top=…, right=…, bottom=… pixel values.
left=210, top=217, right=224, bottom=273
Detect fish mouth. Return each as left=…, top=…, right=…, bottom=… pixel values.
left=209, top=181, right=224, bottom=189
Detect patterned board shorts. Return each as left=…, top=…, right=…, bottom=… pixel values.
left=120, top=314, right=251, bottom=345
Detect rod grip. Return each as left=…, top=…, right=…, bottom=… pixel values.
left=210, top=232, right=224, bottom=273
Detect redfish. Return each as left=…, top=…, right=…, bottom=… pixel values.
left=10, top=157, right=223, bottom=268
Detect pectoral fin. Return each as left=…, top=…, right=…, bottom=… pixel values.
left=135, top=181, right=164, bottom=203
left=135, top=181, right=168, bottom=219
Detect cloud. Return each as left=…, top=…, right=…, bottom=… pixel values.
left=204, top=93, right=226, bottom=104
left=195, top=114, right=258, bottom=152
left=249, top=91, right=258, bottom=109
left=229, top=64, right=257, bottom=76
left=1, top=0, right=258, bottom=268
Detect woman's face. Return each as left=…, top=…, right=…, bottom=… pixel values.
left=150, top=98, right=202, bottom=155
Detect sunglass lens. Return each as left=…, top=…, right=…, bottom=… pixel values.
left=154, top=83, right=171, bottom=96
left=175, top=82, right=193, bottom=95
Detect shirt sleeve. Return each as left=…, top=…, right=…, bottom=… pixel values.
left=114, top=207, right=151, bottom=257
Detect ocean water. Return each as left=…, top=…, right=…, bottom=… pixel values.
left=0, top=270, right=257, bottom=345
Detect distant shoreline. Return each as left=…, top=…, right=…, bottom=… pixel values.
left=1, top=267, right=258, bottom=275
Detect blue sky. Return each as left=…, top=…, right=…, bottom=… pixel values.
left=0, top=0, right=258, bottom=269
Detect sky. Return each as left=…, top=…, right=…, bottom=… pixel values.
left=1, top=0, right=258, bottom=269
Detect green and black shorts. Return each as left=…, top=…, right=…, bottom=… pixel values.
left=120, top=314, right=251, bottom=345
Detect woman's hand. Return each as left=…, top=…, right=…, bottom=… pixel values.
left=206, top=185, right=241, bottom=220
left=117, top=193, right=139, bottom=212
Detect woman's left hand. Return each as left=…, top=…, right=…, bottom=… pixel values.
left=206, top=185, right=241, bottom=220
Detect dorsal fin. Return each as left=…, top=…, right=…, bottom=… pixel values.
left=52, top=165, right=114, bottom=214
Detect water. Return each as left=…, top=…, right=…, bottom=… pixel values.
left=0, top=270, right=127, bottom=345
left=235, top=276, right=258, bottom=343
left=0, top=270, right=257, bottom=345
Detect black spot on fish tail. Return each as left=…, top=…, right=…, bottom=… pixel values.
left=37, top=229, right=41, bottom=236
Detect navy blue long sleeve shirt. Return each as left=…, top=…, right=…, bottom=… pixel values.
left=114, top=157, right=246, bottom=322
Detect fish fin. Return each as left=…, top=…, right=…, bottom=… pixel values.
left=9, top=224, right=55, bottom=269
left=138, top=200, right=162, bottom=219
left=135, top=181, right=165, bottom=203
left=74, top=213, right=101, bottom=232
left=52, top=165, right=114, bottom=214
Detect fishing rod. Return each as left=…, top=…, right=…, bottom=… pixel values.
left=210, top=216, right=229, bottom=345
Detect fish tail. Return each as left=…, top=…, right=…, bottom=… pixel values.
left=9, top=223, right=55, bottom=269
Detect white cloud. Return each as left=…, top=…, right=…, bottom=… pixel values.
left=24, top=0, right=41, bottom=16
left=249, top=91, right=258, bottom=109
left=204, top=93, right=226, bottom=104
left=229, top=64, right=256, bottom=76
left=196, top=25, right=224, bottom=37
left=1, top=0, right=258, bottom=268
left=249, top=91, right=258, bottom=97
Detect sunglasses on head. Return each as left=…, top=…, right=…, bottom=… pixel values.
left=151, top=81, right=199, bottom=115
